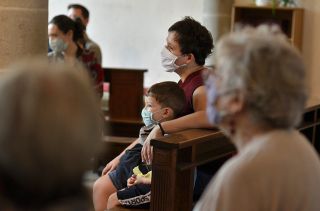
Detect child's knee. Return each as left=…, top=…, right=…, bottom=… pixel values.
left=93, top=176, right=106, bottom=193
left=93, top=174, right=116, bottom=195
left=107, top=192, right=120, bottom=209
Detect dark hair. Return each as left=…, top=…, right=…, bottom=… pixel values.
left=147, top=81, right=186, bottom=118
left=49, top=15, right=85, bottom=44
left=68, top=4, right=89, bottom=19
left=168, top=16, right=214, bottom=65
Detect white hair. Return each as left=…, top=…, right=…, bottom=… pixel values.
left=215, top=25, right=307, bottom=129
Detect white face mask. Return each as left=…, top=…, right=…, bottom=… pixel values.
left=49, top=38, right=68, bottom=54
left=161, top=47, right=186, bottom=72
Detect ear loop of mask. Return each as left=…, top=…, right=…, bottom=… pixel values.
left=161, top=47, right=188, bottom=72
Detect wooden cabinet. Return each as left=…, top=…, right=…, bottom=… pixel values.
left=300, top=97, right=320, bottom=153
left=231, top=4, right=304, bottom=50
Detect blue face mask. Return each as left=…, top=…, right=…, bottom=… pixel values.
left=141, top=108, right=162, bottom=126
left=205, top=74, right=222, bottom=125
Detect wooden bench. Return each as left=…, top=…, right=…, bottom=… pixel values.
left=150, top=129, right=234, bottom=211
left=104, top=67, right=147, bottom=120
left=104, top=117, right=144, bottom=137
left=108, top=207, right=148, bottom=211
left=103, top=67, right=146, bottom=138
left=105, top=129, right=235, bottom=211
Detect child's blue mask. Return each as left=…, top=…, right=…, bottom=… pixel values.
left=141, top=108, right=162, bottom=126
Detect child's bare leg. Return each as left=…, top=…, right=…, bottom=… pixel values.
left=93, top=174, right=117, bottom=211
left=107, top=192, right=121, bottom=209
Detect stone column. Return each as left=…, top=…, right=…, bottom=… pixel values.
left=0, top=0, right=48, bottom=69
left=202, top=0, right=234, bottom=65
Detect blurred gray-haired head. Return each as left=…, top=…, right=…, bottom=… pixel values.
left=0, top=59, right=102, bottom=206
left=214, top=24, right=307, bottom=129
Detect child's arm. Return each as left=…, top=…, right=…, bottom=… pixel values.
left=141, top=86, right=213, bottom=164
left=127, top=174, right=151, bottom=187
left=135, top=176, right=151, bottom=185
left=102, top=138, right=140, bottom=175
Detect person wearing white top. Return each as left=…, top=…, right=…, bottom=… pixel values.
left=194, top=25, right=320, bottom=211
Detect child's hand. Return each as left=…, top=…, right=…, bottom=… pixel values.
left=141, top=125, right=162, bottom=164
left=127, top=174, right=137, bottom=187
left=102, top=155, right=121, bottom=176
left=135, top=176, right=152, bottom=185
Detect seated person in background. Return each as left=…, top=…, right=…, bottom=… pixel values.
left=194, top=25, right=320, bottom=211
left=48, top=15, right=104, bottom=98
left=0, top=60, right=102, bottom=210
left=93, top=81, right=186, bottom=211
left=67, top=3, right=103, bottom=65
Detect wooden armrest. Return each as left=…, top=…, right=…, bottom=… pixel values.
left=149, top=128, right=235, bottom=211
left=151, top=128, right=222, bottom=148
left=151, top=129, right=236, bottom=169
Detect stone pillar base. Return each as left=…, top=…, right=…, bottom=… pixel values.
left=0, top=1, right=48, bottom=69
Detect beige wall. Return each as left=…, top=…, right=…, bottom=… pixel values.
left=49, top=0, right=204, bottom=87
left=235, top=0, right=320, bottom=98
left=0, top=0, right=48, bottom=69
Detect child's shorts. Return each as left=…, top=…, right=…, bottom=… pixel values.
left=117, top=184, right=151, bottom=208
left=108, top=144, right=143, bottom=190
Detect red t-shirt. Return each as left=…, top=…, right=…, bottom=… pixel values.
left=178, top=68, right=206, bottom=116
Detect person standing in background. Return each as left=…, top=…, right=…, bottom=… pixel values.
left=68, top=4, right=103, bottom=66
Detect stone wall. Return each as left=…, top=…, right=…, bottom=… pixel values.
left=203, top=0, right=234, bottom=65
left=0, top=0, right=48, bottom=69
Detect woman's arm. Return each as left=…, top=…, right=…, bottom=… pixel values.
left=161, top=85, right=211, bottom=132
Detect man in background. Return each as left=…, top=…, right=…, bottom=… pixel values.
left=68, top=3, right=103, bottom=66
